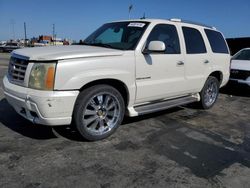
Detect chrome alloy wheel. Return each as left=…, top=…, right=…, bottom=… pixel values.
left=82, top=93, right=121, bottom=136
left=204, top=80, right=218, bottom=107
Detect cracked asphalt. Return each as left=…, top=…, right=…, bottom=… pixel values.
left=0, top=53, right=250, bottom=188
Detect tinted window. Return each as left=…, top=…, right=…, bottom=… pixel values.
left=84, top=22, right=149, bottom=50
left=182, top=27, right=206, bottom=54
left=233, top=49, right=250, bottom=60
left=96, top=28, right=123, bottom=43
left=147, top=24, right=180, bottom=54
left=205, top=29, right=229, bottom=54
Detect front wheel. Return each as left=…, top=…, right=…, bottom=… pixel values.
left=73, top=85, right=125, bottom=141
left=199, top=76, right=219, bottom=109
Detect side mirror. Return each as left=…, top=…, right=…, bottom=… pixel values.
left=143, top=41, right=166, bottom=54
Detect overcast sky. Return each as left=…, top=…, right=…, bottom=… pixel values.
left=0, top=0, right=249, bottom=41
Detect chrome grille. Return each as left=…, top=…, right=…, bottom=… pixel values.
left=8, top=57, right=28, bottom=83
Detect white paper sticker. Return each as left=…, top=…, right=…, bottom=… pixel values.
left=128, top=23, right=145, bottom=28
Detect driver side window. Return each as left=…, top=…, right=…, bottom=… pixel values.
left=146, top=24, right=180, bottom=54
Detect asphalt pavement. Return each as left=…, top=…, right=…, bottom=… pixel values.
left=0, top=53, right=250, bottom=188
left=0, top=53, right=10, bottom=67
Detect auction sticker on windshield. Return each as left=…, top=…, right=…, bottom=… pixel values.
left=128, top=23, right=145, bottom=27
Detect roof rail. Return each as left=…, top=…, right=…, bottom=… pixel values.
left=170, top=18, right=215, bottom=29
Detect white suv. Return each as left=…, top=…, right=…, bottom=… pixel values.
left=3, top=19, right=230, bottom=140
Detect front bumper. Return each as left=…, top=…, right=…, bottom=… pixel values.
left=230, top=77, right=250, bottom=86
left=3, top=76, right=79, bottom=126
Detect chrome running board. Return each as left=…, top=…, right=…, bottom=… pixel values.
left=134, top=95, right=199, bottom=115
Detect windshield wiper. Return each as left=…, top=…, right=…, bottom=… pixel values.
left=81, top=42, right=123, bottom=50
left=87, top=43, right=114, bottom=49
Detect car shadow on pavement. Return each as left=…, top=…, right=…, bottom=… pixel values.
left=220, top=82, right=250, bottom=97
left=1, top=97, right=250, bottom=179
left=0, top=98, right=57, bottom=139
left=0, top=98, right=86, bottom=141
left=123, top=107, right=183, bottom=125
left=0, top=97, right=183, bottom=142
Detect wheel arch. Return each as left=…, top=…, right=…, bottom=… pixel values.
left=209, top=71, right=223, bottom=86
left=79, top=79, right=130, bottom=107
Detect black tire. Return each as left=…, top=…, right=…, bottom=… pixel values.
left=198, top=76, right=219, bottom=109
left=73, top=85, right=125, bottom=141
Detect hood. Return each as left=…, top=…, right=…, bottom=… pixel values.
left=11, top=45, right=124, bottom=61
left=231, top=59, right=250, bottom=71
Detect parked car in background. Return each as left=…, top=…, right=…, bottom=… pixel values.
left=0, top=41, right=7, bottom=46
left=230, top=48, right=250, bottom=86
left=0, top=42, right=6, bottom=52
left=0, top=42, right=22, bottom=52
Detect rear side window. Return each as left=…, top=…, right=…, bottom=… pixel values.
left=182, top=27, right=206, bottom=54
left=205, top=29, right=229, bottom=54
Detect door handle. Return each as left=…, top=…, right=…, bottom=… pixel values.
left=204, top=60, right=209, bottom=64
left=177, top=61, right=184, bottom=65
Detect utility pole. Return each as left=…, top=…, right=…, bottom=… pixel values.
left=55, top=33, right=57, bottom=46
left=128, top=4, right=133, bottom=19
left=140, top=13, right=146, bottom=19
left=24, top=22, right=27, bottom=47
left=52, top=24, right=55, bottom=45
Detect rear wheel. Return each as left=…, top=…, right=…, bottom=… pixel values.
left=73, top=85, right=125, bottom=141
left=199, top=76, right=219, bottom=109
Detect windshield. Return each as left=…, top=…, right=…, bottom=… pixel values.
left=233, top=49, right=250, bottom=60
left=84, top=21, right=149, bottom=50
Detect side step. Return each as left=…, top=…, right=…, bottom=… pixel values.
left=134, top=95, right=199, bottom=116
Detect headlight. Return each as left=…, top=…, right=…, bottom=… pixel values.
left=29, top=62, right=56, bottom=90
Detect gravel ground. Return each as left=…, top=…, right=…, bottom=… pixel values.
left=0, top=53, right=250, bottom=188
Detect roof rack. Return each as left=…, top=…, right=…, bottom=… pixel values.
left=170, top=18, right=215, bottom=29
